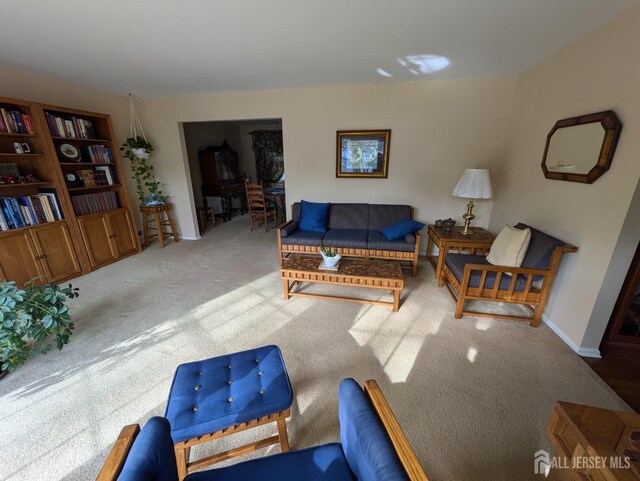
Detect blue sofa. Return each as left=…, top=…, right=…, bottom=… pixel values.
left=98, top=379, right=428, bottom=481
left=277, top=203, right=422, bottom=276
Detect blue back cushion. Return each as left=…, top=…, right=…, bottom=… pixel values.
left=299, top=200, right=331, bottom=233
left=118, top=417, right=178, bottom=481
left=514, top=223, right=565, bottom=269
left=339, top=379, right=408, bottom=481
left=381, top=219, right=425, bottom=240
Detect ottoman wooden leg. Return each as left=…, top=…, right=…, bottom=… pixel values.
left=277, top=417, right=290, bottom=452
left=175, top=445, right=190, bottom=481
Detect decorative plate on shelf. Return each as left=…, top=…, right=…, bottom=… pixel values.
left=59, top=143, right=81, bottom=162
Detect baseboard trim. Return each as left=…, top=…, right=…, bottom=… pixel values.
left=181, top=235, right=200, bottom=241
left=542, top=314, right=601, bottom=358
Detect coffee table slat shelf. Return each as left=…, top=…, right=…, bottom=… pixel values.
left=281, top=255, right=404, bottom=311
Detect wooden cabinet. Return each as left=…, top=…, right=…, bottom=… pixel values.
left=0, top=96, right=140, bottom=286
left=601, top=240, right=640, bottom=357
left=0, top=229, right=44, bottom=286
left=79, top=209, right=138, bottom=268
left=547, top=402, right=640, bottom=481
left=107, top=209, right=138, bottom=257
left=30, top=222, right=81, bottom=283
left=0, top=222, right=80, bottom=285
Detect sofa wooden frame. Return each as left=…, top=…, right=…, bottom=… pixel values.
left=277, top=223, right=421, bottom=277
left=96, top=380, right=429, bottom=481
left=441, top=241, right=577, bottom=327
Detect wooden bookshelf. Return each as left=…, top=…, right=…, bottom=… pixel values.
left=0, top=96, right=140, bottom=285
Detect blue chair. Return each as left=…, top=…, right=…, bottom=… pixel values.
left=97, top=379, right=428, bottom=481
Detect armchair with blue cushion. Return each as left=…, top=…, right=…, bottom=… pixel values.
left=441, top=223, right=577, bottom=327
left=97, top=379, right=428, bottom=481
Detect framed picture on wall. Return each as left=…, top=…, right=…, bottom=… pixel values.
left=336, top=129, right=391, bottom=178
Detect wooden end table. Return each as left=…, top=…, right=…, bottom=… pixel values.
left=425, top=225, right=495, bottom=286
left=281, top=255, right=404, bottom=311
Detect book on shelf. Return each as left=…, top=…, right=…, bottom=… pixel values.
left=44, top=111, right=96, bottom=139
left=71, top=190, right=118, bottom=216
left=81, top=144, right=114, bottom=163
left=0, top=108, right=35, bottom=134
left=0, top=163, right=21, bottom=177
left=75, top=169, right=97, bottom=188
left=94, top=165, right=117, bottom=186
left=0, top=191, right=62, bottom=230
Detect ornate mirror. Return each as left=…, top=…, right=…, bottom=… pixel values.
left=541, top=110, right=622, bottom=184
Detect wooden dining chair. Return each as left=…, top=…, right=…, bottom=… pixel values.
left=245, top=179, right=277, bottom=232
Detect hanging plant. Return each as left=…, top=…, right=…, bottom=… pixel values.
left=121, top=95, right=167, bottom=206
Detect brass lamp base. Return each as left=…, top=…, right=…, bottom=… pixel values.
left=460, top=199, right=475, bottom=235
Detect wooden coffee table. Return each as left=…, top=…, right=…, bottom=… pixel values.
left=280, top=255, right=404, bottom=311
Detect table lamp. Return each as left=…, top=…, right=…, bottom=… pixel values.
left=452, top=168, right=492, bottom=235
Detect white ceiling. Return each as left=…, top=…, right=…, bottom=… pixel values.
left=1, top=0, right=637, bottom=96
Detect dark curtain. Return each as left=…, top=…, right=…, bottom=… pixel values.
left=251, top=130, right=284, bottom=185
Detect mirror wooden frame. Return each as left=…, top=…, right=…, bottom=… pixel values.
left=541, top=110, right=622, bottom=184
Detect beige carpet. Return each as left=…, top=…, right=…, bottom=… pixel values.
left=0, top=216, right=630, bottom=481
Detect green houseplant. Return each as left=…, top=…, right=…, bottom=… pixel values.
left=120, top=136, right=166, bottom=206
left=320, top=241, right=341, bottom=268
left=0, top=280, right=79, bottom=375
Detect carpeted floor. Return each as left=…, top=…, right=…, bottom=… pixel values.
left=0, top=216, right=630, bottom=481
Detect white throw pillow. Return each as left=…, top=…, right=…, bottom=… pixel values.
left=486, top=225, right=531, bottom=267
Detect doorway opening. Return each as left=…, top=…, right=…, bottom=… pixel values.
left=182, top=119, right=285, bottom=235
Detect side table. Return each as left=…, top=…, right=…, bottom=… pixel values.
left=425, top=224, right=494, bottom=285
left=140, top=203, right=180, bottom=248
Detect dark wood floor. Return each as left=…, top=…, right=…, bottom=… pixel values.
left=584, top=356, right=640, bottom=412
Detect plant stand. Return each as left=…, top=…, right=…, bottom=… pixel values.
left=140, top=204, right=179, bottom=248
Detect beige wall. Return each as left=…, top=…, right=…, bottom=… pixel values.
left=489, top=5, right=640, bottom=352
left=136, top=77, right=517, bottom=241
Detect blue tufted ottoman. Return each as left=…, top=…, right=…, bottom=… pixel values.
left=165, top=345, right=293, bottom=480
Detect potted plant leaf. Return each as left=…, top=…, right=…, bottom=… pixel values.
left=120, top=136, right=167, bottom=206
left=320, top=241, right=341, bottom=268
left=0, top=280, right=79, bottom=377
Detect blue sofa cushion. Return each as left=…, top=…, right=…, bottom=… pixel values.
left=339, top=379, right=407, bottom=481
left=367, top=231, right=416, bottom=252
left=165, top=345, right=293, bottom=444
left=186, top=443, right=356, bottom=481
left=323, top=229, right=369, bottom=249
left=445, top=253, right=527, bottom=291
left=381, top=219, right=425, bottom=241
left=280, top=229, right=326, bottom=246
left=514, top=223, right=565, bottom=270
left=299, top=200, right=331, bottom=233
left=118, top=417, right=178, bottom=481
left=368, top=205, right=412, bottom=231
left=328, top=204, right=370, bottom=230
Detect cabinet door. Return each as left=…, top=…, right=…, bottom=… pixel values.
left=78, top=214, right=117, bottom=268
left=0, top=230, right=45, bottom=286
left=107, top=209, right=138, bottom=258
left=30, top=222, right=81, bottom=283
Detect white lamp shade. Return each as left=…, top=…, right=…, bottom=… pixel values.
left=452, top=168, right=492, bottom=199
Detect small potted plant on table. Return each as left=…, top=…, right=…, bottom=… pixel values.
left=320, top=242, right=341, bottom=268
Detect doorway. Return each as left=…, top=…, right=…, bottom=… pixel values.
left=181, top=119, right=285, bottom=234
